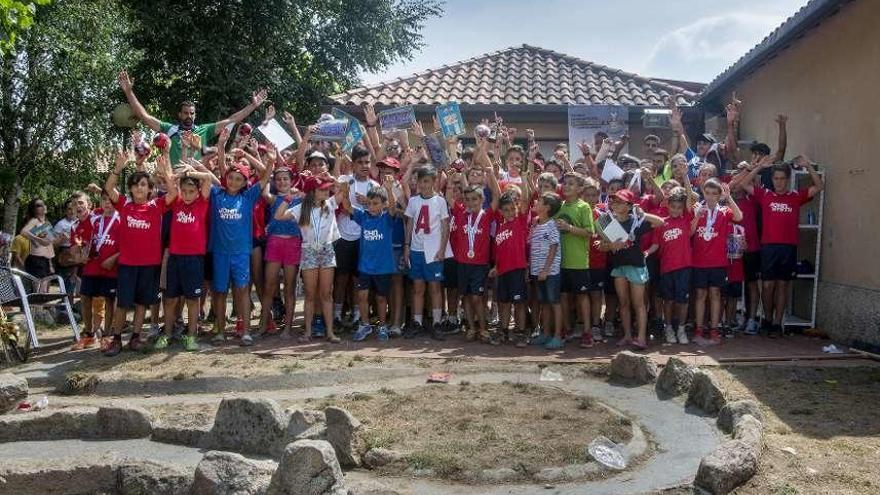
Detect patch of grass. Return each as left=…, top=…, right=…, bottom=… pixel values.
left=377, top=387, right=398, bottom=395
left=407, top=451, right=467, bottom=477
left=280, top=362, right=305, bottom=374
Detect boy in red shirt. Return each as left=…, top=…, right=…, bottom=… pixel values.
left=102, top=150, right=178, bottom=356
left=690, top=179, right=742, bottom=345
left=157, top=165, right=214, bottom=351
left=650, top=188, right=694, bottom=345
left=75, top=193, right=120, bottom=350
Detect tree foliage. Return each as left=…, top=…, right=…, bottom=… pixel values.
left=0, top=0, right=50, bottom=56
left=123, top=0, right=442, bottom=123
left=0, top=0, right=139, bottom=231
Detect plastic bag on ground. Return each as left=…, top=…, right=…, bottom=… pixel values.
left=588, top=435, right=627, bottom=470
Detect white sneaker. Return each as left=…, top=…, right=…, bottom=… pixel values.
left=664, top=325, right=677, bottom=344
left=591, top=326, right=604, bottom=342
left=676, top=326, right=689, bottom=345
left=389, top=325, right=403, bottom=337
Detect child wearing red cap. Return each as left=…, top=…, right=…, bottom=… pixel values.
left=276, top=174, right=350, bottom=343
left=597, top=189, right=664, bottom=350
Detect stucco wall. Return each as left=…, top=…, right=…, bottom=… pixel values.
left=710, top=0, right=880, bottom=343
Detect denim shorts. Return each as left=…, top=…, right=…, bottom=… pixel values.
left=531, top=273, right=561, bottom=304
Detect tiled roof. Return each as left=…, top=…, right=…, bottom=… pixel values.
left=701, top=0, right=855, bottom=101
left=329, top=45, right=699, bottom=108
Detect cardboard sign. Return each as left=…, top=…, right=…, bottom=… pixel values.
left=257, top=119, right=295, bottom=151
left=435, top=102, right=465, bottom=138
left=568, top=105, right=629, bottom=157
left=378, top=106, right=416, bottom=132
left=311, top=119, right=349, bottom=142
left=423, top=133, right=448, bottom=169
left=331, top=108, right=366, bottom=153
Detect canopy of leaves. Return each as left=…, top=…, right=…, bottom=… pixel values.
left=123, top=0, right=442, bottom=124
left=0, top=0, right=50, bottom=56
left=0, top=0, right=139, bottom=229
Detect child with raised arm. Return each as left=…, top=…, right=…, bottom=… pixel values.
left=103, top=150, right=178, bottom=357
left=650, top=187, right=694, bottom=345
left=403, top=166, right=449, bottom=341
left=691, top=179, right=743, bottom=345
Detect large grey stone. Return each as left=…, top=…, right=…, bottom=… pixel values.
left=717, top=399, right=763, bottom=433
left=152, top=423, right=210, bottom=447
left=694, top=439, right=758, bottom=494
left=478, top=467, right=518, bottom=483
left=285, top=408, right=326, bottom=443
left=733, top=414, right=764, bottom=454
left=610, top=351, right=658, bottom=385
left=0, top=373, right=28, bottom=414
left=655, top=356, right=695, bottom=397
left=363, top=448, right=402, bottom=468
left=208, top=398, right=288, bottom=456
left=31, top=307, right=55, bottom=326
left=192, top=450, right=276, bottom=495
left=324, top=407, right=364, bottom=467
left=268, top=439, right=346, bottom=495
left=0, top=454, right=119, bottom=494
left=687, top=369, right=727, bottom=415
left=96, top=404, right=153, bottom=439
left=0, top=406, right=98, bottom=441
left=117, top=459, right=194, bottom=495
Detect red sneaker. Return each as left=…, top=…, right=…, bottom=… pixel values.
left=693, top=327, right=707, bottom=345
left=72, top=336, right=95, bottom=350
left=128, top=334, right=144, bottom=352
left=99, top=337, right=114, bottom=352
left=235, top=317, right=246, bottom=337
left=579, top=333, right=594, bottom=348
left=103, top=338, right=122, bottom=357
left=708, top=329, right=722, bottom=345
left=265, top=319, right=278, bottom=335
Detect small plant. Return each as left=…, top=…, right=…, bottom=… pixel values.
left=280, top=362, right=305, bottom=374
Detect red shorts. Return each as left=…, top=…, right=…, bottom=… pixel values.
left=264, top=235, right=302, bottom=266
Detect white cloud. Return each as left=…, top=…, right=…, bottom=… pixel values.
left=642, top=13, right=786, bottom=82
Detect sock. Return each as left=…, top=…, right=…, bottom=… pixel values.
left=414, top=314, right=423, bottom=325
left=334, top=304, right=342, bottom=319
left=432, top=309, right=443, bottom=324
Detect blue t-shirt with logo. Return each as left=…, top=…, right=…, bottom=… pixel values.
left=267, top=196, right=302, bottom=237
left=352, top=209, right=396, bottom=275
left=209, top=184, right=262, bottom=254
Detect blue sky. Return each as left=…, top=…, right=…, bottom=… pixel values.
left=363, top=0, right=807, bottom=85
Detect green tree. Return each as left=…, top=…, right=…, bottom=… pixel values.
left=0, top=0, right=50, bottom=56
left=123, top=0, right=442, bottom=124
left=0, top=0, right=139, bottom=232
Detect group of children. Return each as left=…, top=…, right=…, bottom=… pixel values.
left=24, top=78, right=824, bottom=356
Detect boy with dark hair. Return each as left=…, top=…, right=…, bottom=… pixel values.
left=651, top=188, right=694, bottom=344
left=529, top=192, right=564, bottom=349
left=555, top=172, right=595, bottom=348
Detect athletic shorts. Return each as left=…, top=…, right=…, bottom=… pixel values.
left=252, top=237, right=267, bottom=251
left=356, top=273, right=392, bottom=297
left=743, top=251, right=761, bottom=282
left=692, top=267, right=727, bottom=289
left=532, top=273, right=561, bottom=304
left=496, top=268, right=527, bottom=303
left=166, top=254, right=205, bottom=299
left=24, top=255, right=52, bottom=279
left=203, top=252, right=213, bottom=282
left=457, top=263, right=489, bottom=296
left=301, top=244, right=336, bottom=271
left=116, top=264, right=160, bottom=309
left=586, top=268, right=608, bottom=292
left=392, top=247, right=406, bottom=275
left=761, top=244, right=797, bottom=281
left=333, top=238, right=359, bottom=275
left=561, top=268, right=590, bottom=294
left=611, top=265, right=650, bottom=285
left=723, top=281, right=744, bottom=299
left=646, top=255, right=661, bottom=286
left=265, top=235, right=302, bottom=266
left=212, top=252, right=251, bottom=293
left=660, top=268, right=690, bottom=304
left=408, top=250, right=443, bottom=282
left=443, top=258, right=459, bottom=289
left=79, top=275, right=117, bottom=299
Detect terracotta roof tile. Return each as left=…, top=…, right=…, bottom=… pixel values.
left=330, top=45, right=700, bottom=107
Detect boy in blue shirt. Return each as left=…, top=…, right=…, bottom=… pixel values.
left=209, top=153, right=270, bottom=346
left=351, top=177, right=400, bottom=342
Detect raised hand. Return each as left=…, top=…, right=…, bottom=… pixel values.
left=577, top=140, right=591, bottom=157
left=775, top=114, right=788, bottom=125
left=114, top=148, right=129, bottom=173
left=362, top=103, right=378, bottom=126
left=251, top=88, right=268, bottom=106
left=218, top=126, right=230, bottom=145
left=264, top=104, right=276, bottom=122
left=118, top=70, right=133, bottom=93
left=412, top=121, right=426, bottom=138
left=283, top=111, right=297, bottom=129
left=720, top=182, right=731, bottom=200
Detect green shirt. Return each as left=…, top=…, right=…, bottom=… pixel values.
left=556, top=198, right=594, bottom=270
left=159, top=121, right=217, bottom=166
left=653, top=160, right=673, bottom=188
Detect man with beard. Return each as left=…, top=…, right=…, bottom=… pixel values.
left=118, top=70, right=267, bottom=165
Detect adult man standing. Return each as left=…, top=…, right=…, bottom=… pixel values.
left=117, top=70, right=267, bottom=164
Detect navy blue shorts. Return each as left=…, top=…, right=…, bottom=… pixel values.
left=692, top=267, right=727, bottom=289
left=761, top=244, right=797, bottom=281
left=646, top=255, right=661, bottom=286
left=743, top=251, right=761, bottom=282
left=443, top=258, right=459, bottom=289
left=203, top=252, right=213, bottom=282
left=457, top=263, right=489, bottom=296
left=496, top=268, right=527, bottom=303
left=723, top=281, right=744, bottom=298
left=333, top=238, right=359, bottom=276
left=79, top=275, right=117, bottom=299
left=166, top=254, right=205, bottom=299
left=660, top=268, right=691, bottom=304
left=561, top=268, right=590, bottom=294
left=116, top=264, right=160, bottom=309
left=586, top=268, right=608, bottom=292
left=532, top=273, right=561, bottom=304
left=356, top=273, right=392, bottom=297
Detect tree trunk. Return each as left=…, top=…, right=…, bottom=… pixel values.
left=2, top=177, right=22, bottom=234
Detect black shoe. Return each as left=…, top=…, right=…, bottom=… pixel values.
left=767, top=323, right=783, bottom=339
left=403, top=321, right=423, bottom=339
left=431, top=324, right=446, bottom=341
left=103, top=338, right=122, bottom=357
left=442, top=320, right=461, bottom=335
